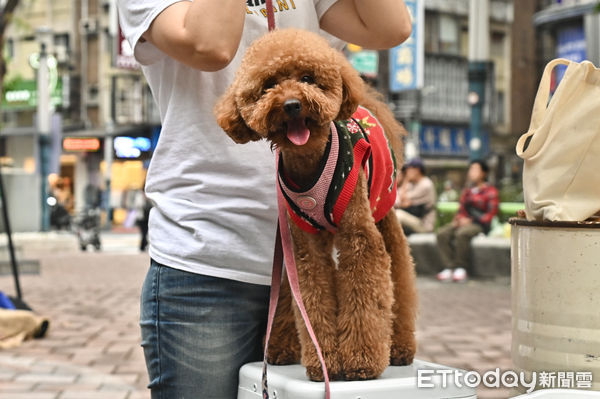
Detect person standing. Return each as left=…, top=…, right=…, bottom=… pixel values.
left=133, top=188, right=151, bottom=251
left=436, top=160, right=499, bottom=282
left=117, top=1, right=412, bottom=398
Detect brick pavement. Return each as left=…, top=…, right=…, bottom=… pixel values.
left=416, top=278, right=513, bottom=398
left=0, top=240, right=513, bottom=398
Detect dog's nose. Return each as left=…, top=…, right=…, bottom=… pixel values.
left=283, top=99, right=302, bottom=117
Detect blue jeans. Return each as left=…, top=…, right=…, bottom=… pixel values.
left=140, top=259, right=270, bottom=399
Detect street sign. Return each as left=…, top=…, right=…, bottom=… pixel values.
left=554, top=24, right=586, bottom=90
left=349, top=50, right=379, bottom=78
left=2, top=79, right=63, bottom=110
left=389, top=0, right=424, bottom=92
left=63, top=138, right=101, bottom=152
left=419, top=124, right=488, bottom=157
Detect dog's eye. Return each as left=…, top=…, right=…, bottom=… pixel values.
left=263, top=78, right=277, bottom=93
left=300, top=75, right=315, bottom=85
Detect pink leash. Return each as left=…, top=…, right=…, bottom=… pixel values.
left=261, top=4, right=331, bottom=398
left=261, top=150, right=331, bottom=399
left=266, top=0, right=275, bottom=31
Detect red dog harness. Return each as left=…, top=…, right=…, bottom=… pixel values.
left=278, top=106, right=398, bottom=233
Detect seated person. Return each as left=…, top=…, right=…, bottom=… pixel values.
left=435, top=159, right=499, bottom=282
left=395, top=158, right=436, bottom=235
left=438, top=179, right=458, bottom=202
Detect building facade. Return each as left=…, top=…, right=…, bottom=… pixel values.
left=381, top=0, right=539, bottom=199
left=2, top=0, right=561, bottom=231
left=1, top=0, right=157, bottom=231
left=534, top=0, right=600, bottom=74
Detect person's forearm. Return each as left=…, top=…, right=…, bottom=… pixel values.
left=320, top=0, right=411, bottom=49
left=407, top=188, right=429, bottom=205
left=144, top=1, right=246, bottom=71
left=182, top=0, right=246, bottom=59
left=353, top=0, right=411, bottom=44
left=480, top=198, right=499, bottom=225
left=457, top=201, right=469, bottom=220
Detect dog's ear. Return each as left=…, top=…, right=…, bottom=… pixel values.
left=214, top=88, right=261, bottom=144
left=336, top=59, right=365, bottom=121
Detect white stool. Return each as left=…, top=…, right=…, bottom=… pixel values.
left=238, top=359, right=477, bottom=399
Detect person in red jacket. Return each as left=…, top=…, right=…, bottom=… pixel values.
left=436, top=159, right=499, bottom=282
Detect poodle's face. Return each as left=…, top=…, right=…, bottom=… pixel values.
left=215, top=29, right=364, bottom=151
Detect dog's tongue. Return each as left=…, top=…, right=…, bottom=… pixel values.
left=286, top=118, right=310, bottom=146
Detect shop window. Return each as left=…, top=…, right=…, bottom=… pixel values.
left=490, top=30, right=508, bottom=126
left=5, top=38, right=14, bottom=59
left=491, top=31, right=506, bottom=58
left=54, top=33, right=70, bottom=65
left=495, top=90, right=505, bottom=126
left=424, top=13, right=464, bottom=55
left=424, top=13, right=439, bottom=53
left=439, top=14, right=460, bottom=54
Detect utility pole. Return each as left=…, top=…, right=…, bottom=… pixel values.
left=104, top=130, right=113, bottom=229
left=104, top=0, right=119, bottom=229
left=468, top=0, right=490, bottom=161
left=36, top=27, right=53, bottom=231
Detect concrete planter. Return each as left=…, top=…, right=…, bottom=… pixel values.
left=510, top=219, right=600, bottom=395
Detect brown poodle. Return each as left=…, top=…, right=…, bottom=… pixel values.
left=214, top=28, right=417, bottom=382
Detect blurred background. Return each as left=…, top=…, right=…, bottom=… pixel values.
left=0, top=0, right=598, bottom=232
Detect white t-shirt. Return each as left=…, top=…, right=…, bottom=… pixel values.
left=117, top=0, right=339, bottom=285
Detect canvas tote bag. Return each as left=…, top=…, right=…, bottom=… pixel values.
left=516, top=58, right=600, bottom=221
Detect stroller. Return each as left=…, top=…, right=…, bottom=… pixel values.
left=74, top=185, right=102, bottom=251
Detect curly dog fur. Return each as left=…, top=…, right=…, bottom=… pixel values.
left=214, top=28, right=417, bottom=381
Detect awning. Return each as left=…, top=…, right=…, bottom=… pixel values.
left=0, top=127, right=37, bottom=136
left=0, top=124, right=157, bottom=138
left=533, top=3, right=597, bottom=26
left=64, top=124, right=154, bottom=138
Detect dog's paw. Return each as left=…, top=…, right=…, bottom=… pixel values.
left=390, top=340, right=416, bottom=366
left=342, top=367, right=381, bottom=381
left=304, top=352, right=342, bottom=382
left=306, top=365, right=326, bottom=382
left=340, top=350, right=388, bottom=381
left=266, top=348, right=301, bottom=365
